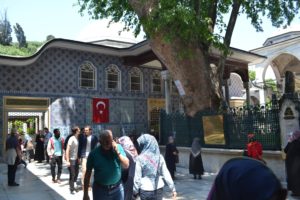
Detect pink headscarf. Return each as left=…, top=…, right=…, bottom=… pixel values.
left=118, top=136, right=138, bottom=160
left=289, top=130, right=300, bottom=142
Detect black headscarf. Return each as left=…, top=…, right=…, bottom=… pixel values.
left=207, top=157, right=287, bottom=200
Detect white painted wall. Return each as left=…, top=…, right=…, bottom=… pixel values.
left=160, top=146, right=286, bottom=181
left=279, top=99, right=300, bottom=149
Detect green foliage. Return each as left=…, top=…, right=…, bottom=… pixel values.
left=26, top=118, right=35, bottom=124
left=12, top=120, right=24, bottom=134
left=249, top=70, right=256, bottom=81
left=13, top=23, right=27, bottom=48
left=0, top=11, right=13, bottom=45
left=46, top=35, right=55, bottom=41
left=265, top=79, right=277, bottom=92
left=26, top=118, right=36, bottom=135
left=27, top=128, right=35, bottom=135
left=77, top=0, right=300, bottom=52
left=0, top=41, right=44, bottom=56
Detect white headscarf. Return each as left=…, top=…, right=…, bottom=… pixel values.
left=191, top=137, right=201, bottom=157
left=118, top=136, right=138, bottom=160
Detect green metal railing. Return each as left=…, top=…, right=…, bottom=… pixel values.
left=160, top=101, right=281, bottom=150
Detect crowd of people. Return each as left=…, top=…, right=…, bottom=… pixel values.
left=5, top=126, right=300, bottom=200
left=5, top=127, right=178, bottom=200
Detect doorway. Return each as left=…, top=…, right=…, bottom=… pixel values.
left=2, top=96, right=50, bottom=156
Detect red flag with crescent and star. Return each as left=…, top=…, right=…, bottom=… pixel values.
left=92, top=98, right=109, bottom=123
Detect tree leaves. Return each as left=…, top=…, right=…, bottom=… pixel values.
left=13, top=23, right=27, bottom=48
left=77, top=0, right=300, bottom=51
left=0, top=11, right=12, bottom=46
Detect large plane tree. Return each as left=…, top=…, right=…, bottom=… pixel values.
left=78, top=0, right=299, bottom=116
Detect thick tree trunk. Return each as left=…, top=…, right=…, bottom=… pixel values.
left=150, top=36, right=222, bottom=116
left=127, top=0, right=224, bottom=116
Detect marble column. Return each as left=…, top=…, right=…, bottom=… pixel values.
left=161, top=70, right=172, bottom=114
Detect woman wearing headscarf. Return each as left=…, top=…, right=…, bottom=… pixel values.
left=165, top=136, right=179, bottom=179
left=133, top=134, right=177, bottom=200
left=34, top=130, right=45, bottom=163
left=284, top=130, right=300, bottom=196
left=189, top=137, right=204, bottom=179
left=118, top=136, right=138, bottom=200
left=207, top=157, right=287, bottom=200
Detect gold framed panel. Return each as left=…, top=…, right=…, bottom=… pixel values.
left=147, top=98, right=165, bottom=141
left=203, top=115, right=225, bottom=145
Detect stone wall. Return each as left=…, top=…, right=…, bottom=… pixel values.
left=160, top=146, right=286, bottom=181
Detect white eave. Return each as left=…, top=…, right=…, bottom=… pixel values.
left=251, top=36, right=300, bottom=54
left=0, top=38, right=266, bottom=67
left=210, top=46, right=266, bottom=65
left=0, top=38, right=151, bottom=66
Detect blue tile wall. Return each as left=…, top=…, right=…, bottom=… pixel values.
left=0, top=46, right=181, bottom=156
left=0, top=95, right=2, bottom=157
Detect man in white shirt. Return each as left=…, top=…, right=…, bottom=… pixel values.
left=78, top=125, right=98, bottom=190
left=65, top=126, right=81, bottom=194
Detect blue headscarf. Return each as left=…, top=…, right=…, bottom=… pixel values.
left=136, top=134, right=160, bottom=184
left=208, top=157, right=286, bottom=200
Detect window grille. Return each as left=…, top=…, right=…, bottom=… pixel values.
left=106, top=64, right=121, bottom=91
left=152, top=70, right=162, bottom=93
left=79, top=61, right=96, bottom=89
left=129, top=67, right=143, bottom=91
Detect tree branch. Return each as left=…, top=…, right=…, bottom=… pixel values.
left=128, top=0, right=159, bottom=18
left=207, top=0, right=218, bottom=30
left=194, top=0, right=200, bottom=17
left=224, top=0, right=241, bottom=47
left=216, top=0, right=241, bottom=106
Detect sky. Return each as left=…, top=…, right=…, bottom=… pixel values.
left=1, top=0, right=300, bottom=51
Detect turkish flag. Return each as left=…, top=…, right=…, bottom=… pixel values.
left=92, top=98, right=109, bottom=123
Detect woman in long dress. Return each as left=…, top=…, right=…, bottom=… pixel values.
left=34, top=130, right=45, bottom=162
left=165, top=136, right=178, bottom=179
left=189, top=137, right=204, bottom=179
left=284, top=130, right=300, bottom=196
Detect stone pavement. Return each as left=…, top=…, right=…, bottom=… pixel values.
left=0, top=161, right=299, bottom=200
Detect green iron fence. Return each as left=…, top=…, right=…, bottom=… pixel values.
left=160, top=101, right=281, bottom=150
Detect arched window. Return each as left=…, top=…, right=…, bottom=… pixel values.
left=79, top=61, right=96, bottom=89
left=152, top=70, right=161, bottom=93
left=105, top=64, right=121, bottom=91
left=129, top=67, right=143, bottom=92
